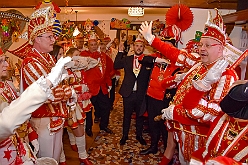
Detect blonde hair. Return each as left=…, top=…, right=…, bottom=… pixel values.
left=65, top=47, right=79, bottom=57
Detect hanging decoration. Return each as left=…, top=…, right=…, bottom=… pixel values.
left=151, top=19, right=165, bottom=37
left=110, top=18, right=131, bottom=30
left=61, top=21, right=76, bottom=40
left=0, top=9, right=27, bottom=52
left=84, top=19, right=94, bottom=32
left=93, top=20, right=99, bottom=26
left=65, top=0, right=69, bottom=7
left=165, top=4, right=193, bottom=32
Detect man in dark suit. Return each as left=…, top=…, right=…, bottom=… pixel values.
left=114, top=37, right=153, bottom=145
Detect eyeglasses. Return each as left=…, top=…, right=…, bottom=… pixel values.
left=0, top=57, right=8, bottom=64
left=198, top=43, right=221, bottom=49
left=38, top=35, right=55, bottom=41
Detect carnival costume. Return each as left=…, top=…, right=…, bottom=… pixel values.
left=66, top=56, right=98, bottom=129
left=80, top=44, right=115, bottom=132
left=18, top=7, right=72, bottom=161
left=0, top=44, right=71, bottom=164
left=139, top=9, right=238, bottom=164
left=190, top=80, right=248, bottom=164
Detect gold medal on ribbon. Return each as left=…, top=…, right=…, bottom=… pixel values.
left=133, top=68, right=140, bottom=76
left=158, top=72, right=164, bottom=81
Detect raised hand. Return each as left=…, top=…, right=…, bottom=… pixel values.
left=119, top=42, right=125, bottom=52
left=139, top=21, right=154, bottom=44
left=47, top=57, right=72, bottom=87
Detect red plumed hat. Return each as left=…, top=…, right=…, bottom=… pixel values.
left=201, top=9, right=226, bottom=45
left=28, top=6, right=55, bottom=45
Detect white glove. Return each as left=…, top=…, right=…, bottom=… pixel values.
left=47, top=57, right=72, bottom=87
left=201, top=59, right=229, bottom=90
left=67, top=101, right=76, bottom=111
left=71, top=88, right=77, bottom=103
left=106, top=40, right=113, bottom=49
left=139, top=21, right=155, bottom=44
left=155, top=57, right=168, bottom=64
left=31, top=139, right=39, bottom=155
left=175, top=73, right=186, bottom=83
left=115, top=75, right=121, bottom=81
left=108, top=86, right=112, bottom=93
left=161, top=105, right=175, bottom=120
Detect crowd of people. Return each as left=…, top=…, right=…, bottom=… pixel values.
left=0, top=5, right=248, bottom=165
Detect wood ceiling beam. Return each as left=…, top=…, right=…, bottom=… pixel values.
left=223, top=9, right=248, bottom=24
left=0, top=0, right=237, bottom=9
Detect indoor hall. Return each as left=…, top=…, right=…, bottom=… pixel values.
left=0, top=0, right=248, bottom=165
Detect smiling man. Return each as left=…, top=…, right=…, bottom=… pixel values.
left=114, top=37, right=154, bottom=146
left=139, top=9, right=238, bottom=165
left=80, top=34, right=115, bottom=139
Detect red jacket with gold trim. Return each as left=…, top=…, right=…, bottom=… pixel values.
left=139, top=52, right=180, bottom=101
left=191, top=113, right=248, bottom=164
left=21, top=49, right=69, bottom=118
left=80, top=50, right=114, bottom=96
left=151, top=37, right=238, bottom=161
left=0, top=81, right=38, bottom=164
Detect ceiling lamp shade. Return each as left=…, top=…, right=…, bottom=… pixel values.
left=166, top=4, right=193, bottom=31
left=73, top=11, right=80, bottom=37
left=128, top=7, right=144, bottom=17
left=73, top=26, right=80, bottom=36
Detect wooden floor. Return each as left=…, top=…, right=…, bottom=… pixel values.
left=63, top=118, right=100, bottom=165
left=63, top=93, right=120, bottom=165
left=63, top=73, right=123, bottom=165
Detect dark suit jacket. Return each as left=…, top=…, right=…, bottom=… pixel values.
left=220, top=82, right=248, bottom=119
left=114, top=52, right=153, bottom=99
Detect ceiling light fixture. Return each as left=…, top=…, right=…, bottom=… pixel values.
left=128, top=1, right=144, bottom=17
left=128, top=7, right=144, bottom=16
left=73, top=11, right=80, bottom=37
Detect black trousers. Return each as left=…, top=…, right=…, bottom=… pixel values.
left=147, top=95, right=168, bottom=147
left=122, top=92, right=144, bottom=137
left=109, top=78, right=116, bottom=108
left=85, top=108, right=93, bottom=131
left=90, top=89, right=111, bottom=130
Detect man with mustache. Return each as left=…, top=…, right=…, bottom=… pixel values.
left=139, top=9, right=238, bottom=165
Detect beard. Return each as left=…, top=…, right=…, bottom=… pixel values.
left=134, top=50, right=143, bottom=56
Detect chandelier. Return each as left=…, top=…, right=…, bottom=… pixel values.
left=73, top=11, right=80, bottom=36
left=128, top=7, right=144, bottom=17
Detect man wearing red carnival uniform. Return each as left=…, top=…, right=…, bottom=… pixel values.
left=20, top=7, right=73, bottom=162
left=139, top=9, right=238, bottom=164
left=0, top=47, right=71, bottom=164
left=80, top=34, right=115, bottom=134
left=99, top=37, right=120, bottom=110
left=139, top=36, right=180, bottom=155
left=190, top=79, right=248, bottom=164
